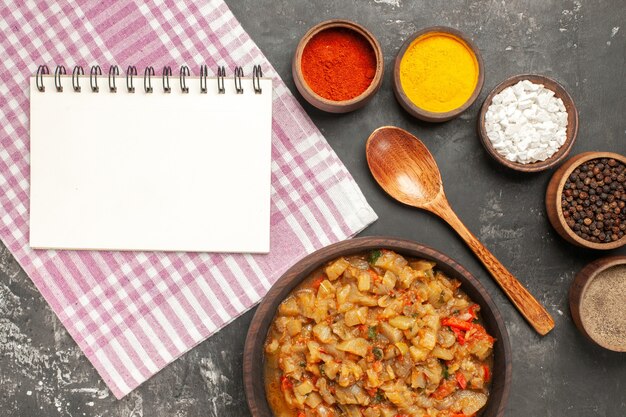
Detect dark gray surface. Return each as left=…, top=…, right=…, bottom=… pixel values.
left=2, top=1, right=625, bottom=416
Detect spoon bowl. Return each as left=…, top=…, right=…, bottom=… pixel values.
left=366, top=127, right=442, bottom=205
left=366, top=126, right=555, bottom=335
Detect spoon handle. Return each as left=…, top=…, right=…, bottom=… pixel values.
left=432, top=201, right=555, bottom=335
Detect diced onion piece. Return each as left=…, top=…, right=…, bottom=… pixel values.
left=411, top=369, right=426, bottom=388
left=452, top=390, right=488, bottom=415
left=469, top=338, right=493, bottom=360
left=358, top=271, right=371, bottom=292
left=409, top=345, right=429, bottom=362
left=305, top=392, right=323, bottom=408
left=324, top=361, right=341, bottom=379
left=344, top=306, right=368, bottom=327
left=348, top=287, right=378, bottom=307
left=265, top=339, right=279, bottom=354
left=313, top=323, right=334, bottom=344
left=337, top=337, right=370, bottom=357
left=326, top=258, right=350, bottom=281
left=427, top=281, right=444, bottom=305
left=377, top=295, right=392, bottom=308
left=382, top=271, right=397, bottom=290
left=423, top=313, right=440, bottom=331
left=366, top=369, right=381, bottom=387
left=418, top=328, right=437, bottom=350
left=285, top=318, right=302, bottom=336
left=336, top=284, right=351, bottom=305
left=318, top=279, right=335, bottom=296
left=394, top=341, right=409, bottom=356
left=379, top=322, right=403, bottom=343
left=307, top=341, right=323, bottom=362
left=389, top=315, right=415, bottom=330
left=373, top=251, right=407, bottom=274
left=398, top=266, right=419, bottom=288
left=294, top=380, right=314, bottom=396
left=385, top=364, right=395, bottom=380
left=409, top=260, right=436, bottom=272
left=278, top=297, right=299, bottom=316
left=431, top=346, right=454, bottom=360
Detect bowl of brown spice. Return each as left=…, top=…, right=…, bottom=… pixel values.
left=545, top=151, right=626, bottom=250
left=569, top=256, right=626, bottom=352
left=292, top=19, right=384, bottom=113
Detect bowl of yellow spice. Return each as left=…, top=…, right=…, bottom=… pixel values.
left=393, top=27, right=484, bottom=122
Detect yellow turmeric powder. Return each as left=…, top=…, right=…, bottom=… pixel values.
left=399, top=32, right=479, bottom=113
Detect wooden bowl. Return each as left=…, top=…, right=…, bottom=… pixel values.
left=545, top=151, right=626, bottom=250
left=392, top=26, right=484, bottom=122
left=569, top=255, right=626, bottom=352
left=477, top=74, right=578, bottom=172
left=243, top=236, right=512, bottom=417
left=292, top=19, right=384, bottom=113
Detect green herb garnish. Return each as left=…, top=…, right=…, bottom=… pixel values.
left=368, top=325, right=378, bottom=340
left=368, top=250, right=382, bottom=265
left=319, top=364, right=326, bottom=376
left=442, top=364, right=449, bottom=379
left=373, top=347, right=383, bottom=361
left=299, top=362, right=306, bottom=367
left=373, top=388, right=384, bottom=403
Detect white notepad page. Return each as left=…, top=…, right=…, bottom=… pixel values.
left=29, top=75, right=272, bottom=253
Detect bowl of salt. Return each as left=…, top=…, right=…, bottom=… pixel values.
left=477, top=74, right=578, bottom=173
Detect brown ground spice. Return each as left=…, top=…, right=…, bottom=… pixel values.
left=580, top=264, right=626, bottom=350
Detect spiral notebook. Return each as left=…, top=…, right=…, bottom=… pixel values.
left=29, top=65, right=273, bottom=253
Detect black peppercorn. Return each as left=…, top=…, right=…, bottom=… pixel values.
left=561, top=158, right=626, bottom=244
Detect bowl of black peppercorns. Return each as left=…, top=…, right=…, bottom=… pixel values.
left=546, top=152, right=626, bottom=250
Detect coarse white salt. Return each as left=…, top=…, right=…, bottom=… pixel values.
left=485, top=80, right=568, bottom=164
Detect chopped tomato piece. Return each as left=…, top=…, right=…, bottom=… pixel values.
left=297, top=412, right=306, bottom=417
left=280, top=376, right=292, bottom=392
left=467, top=304, right=480, bottom=321
left=369, top=269, right=380, bottom=282
left=468, top=323, right=496, bottom=344
left=312, top=276, right=325, bottom=290
left=431, top=379, right=456, bottom=400
left=450, top=326, right=466, bottom=345
left=483, top=364, right=491, bottom=382
left=442, top=317, right=472, bottom=331
left=455, top=371, right=467, bottom=389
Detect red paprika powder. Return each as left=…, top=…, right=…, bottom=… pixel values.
left=301, top=28, right=377, bottom=101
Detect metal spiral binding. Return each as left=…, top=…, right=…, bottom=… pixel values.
left=217, top=66, right=226, bottom=94
left=200, top=65, right=208, bottom=93
left=54, top=65, right=66, bottom=92
left=234, top=66, right=244, bottom=94
left=37, top=64, right=266, bottom=95
left=252, top=65, right=263, bottom=94
left=162, top=66, right=172, bottom=93
left=144, top=67, right=155, bottom=93
left=72, top=65, right=84, bottom=92
left=36, top=65, right=49, bottom=92
left=109, top=65, right=119, bottom=93
left=90, top=65, right=102, bottom=92
left=126, top=66, right=137, bottom=93
left=180, top=65, right=190, bottom=93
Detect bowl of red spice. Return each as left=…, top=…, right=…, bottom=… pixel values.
left=546, top=152, right=626, bottom=250
left=293, top=19, right=384, bottom=113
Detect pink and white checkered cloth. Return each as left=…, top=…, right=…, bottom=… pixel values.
left=0, top=0, right=377, bottom=398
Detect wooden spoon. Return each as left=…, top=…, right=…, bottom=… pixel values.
left=366, top=126, right=555, bottom=335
